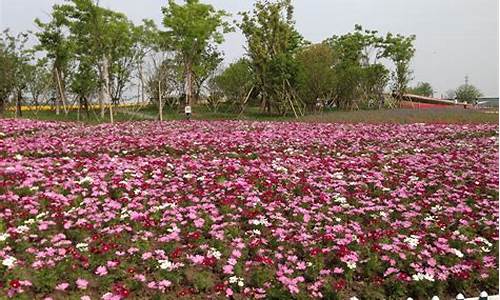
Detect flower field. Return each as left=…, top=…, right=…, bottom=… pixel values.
left=0, top=119, right=498, bottom=299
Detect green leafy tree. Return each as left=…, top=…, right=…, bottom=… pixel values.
left=382, top=33, right=416, bottom=101
left=35, top=10, right=74, bottom=115
left=455, top=84, right=482, bottom=103
left=408, top=81, right=434, bottom=97
left=0, top=30, right=32, bottom=117
left=25, top=58, right=53, bottom=107
left=211, top=58, right=254, bottom=113
left=239, top=0, right=305, bottom=116
left=193, top=46, right=223, bottom=102
left=326, top=25, right=389, bottom=110
left=0, top=33, right=17, bottom=114
left=296, top=43, right=336, bottom=110
left=161, top=0, right=232, bottom=108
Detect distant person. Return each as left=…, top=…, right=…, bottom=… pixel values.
left=184, top=105, right=192, bottom=120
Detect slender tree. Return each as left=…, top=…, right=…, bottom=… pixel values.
left=239, top=0, right=305, bottom=116
left=161, top=0, right=232, bottom=109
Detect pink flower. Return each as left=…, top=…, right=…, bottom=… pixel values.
left=223, top=264, right=234, bottom=274
left=141, top=252, right=152, bottom=260
left=95, top=266, right=108, bottom=276
left=56, top=282, right=69, bottom=291
left=226, top=288, right=234, bottom=297
left=81, top=296, right=91, bottom=300
left=76, top=278, right=89, bottom=290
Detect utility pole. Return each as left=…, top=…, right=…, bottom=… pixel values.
left=464, top=75, right=469, bottom=86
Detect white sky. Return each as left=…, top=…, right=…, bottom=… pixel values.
left=1, top=0, right=499, bottom=97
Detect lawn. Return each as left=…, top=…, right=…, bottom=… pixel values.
left=0, top=119, right=498, bottom=299
left=3, top=106, right=498, bottom=124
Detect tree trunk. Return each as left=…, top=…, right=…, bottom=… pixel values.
left=185, top=59, right=193, bottom=107
left=100, top=55, right=112, bottom=122
left=158, top=79, right=163, bottom=121
left=53, top=67, right=60, bottom=115
left=16, top=90, right=22, bottom=118
left=139, top=63, right=145, bottom=103
left=55, top=67, right=68, bottom=115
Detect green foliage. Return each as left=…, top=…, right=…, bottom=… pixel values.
left=326, top=25, right=391, bottom=110
left=161, top=0, right=232, bottom=106
left=296, top=43, right=336, bottom=109
left=239, top=0, right=305, bottom=115
left=249, top=266, right=275, bottom=287
left=408, top=81, right=434, bottom=97
left=185, top=269, right=215, bottom=292
left=0, top=29, right=32, bottom=115
left=455, top=83, right=482, bottom=103
left=211, top=58, right=254, bottom=112
left=382, top=33, right=416, bottom=99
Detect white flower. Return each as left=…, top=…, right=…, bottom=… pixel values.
left=183, top=173, right=194, bottom=179
left=76, top=243, right=89, bottom=252
left=158, top=259, right=173, bottom=270
left=332, top=172, right=343, bottom=179
left=404, top=235, right=419, bottom=249
left=78, top=176, right=93, bottom=185
left=16, top=225, right=30, bottom=234
left=252, top=229, right=261, bottom=235
left=229, top=276, right=244, bottom=286
left=208, top=248, right=222, bottom=260
left=229, top=276, right=238, bottom=284
left=430, top=205, right=443, bottom=212
left=451, top=248, right=464, bottom=258
left=24, top=219, right=35, bottom=225
left=14, top=154, right=23, bottom=160
left=0, top=233, right=9, bottom=242
left=424, top=215, right=436, bottom=222
left=36, top=212, right=47, bottom=219
left=481, top=246, right=491, bottom=253
left=333, top=195, right=347, bottom=204
left=412, top=272, right=434, bottom=282
left=346, top=261, right=356, bottom=270
left=2, top=256, right=17, bottom=268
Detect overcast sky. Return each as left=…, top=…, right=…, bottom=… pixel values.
left=1, top=0, right=498, bottom=97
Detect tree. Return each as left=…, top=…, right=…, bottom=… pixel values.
left=25, top=58, right=53, bottom=108
left=0, top=32, right=17, bottom=115
left=455, top=84, right=482, bottom=103
left=408, top=81, right=434, bottom=97
left=382, top=33, right=416, bottom=102
left=0, top=30, right=32, bottom=117
left=192, top=46, right=223, bottom=102
left=239, top=0, right=305, bottom=116
left=211, top=58, right=254, bottom=113
left=161, top=0, right=231, bottom=109
left=296, top=43, right=336, bottom=110
left=326, top=25, right=389, bottom=110
left=35, top=9, right=74, bottom=115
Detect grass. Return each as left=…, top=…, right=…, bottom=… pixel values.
left=2, top=105, right=498, bottom=124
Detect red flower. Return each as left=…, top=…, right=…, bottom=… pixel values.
left=333, top=279, right=346, bottom=290
left=310, top=248, right=322, bottom=256
left=188, top=231, right=201, bottom=240
left=214, top=283, right=225, bottom=292
left=9, top=279, right=20, bottom=289
left=171, top=247, right=183, bottom=259
left=203, top=256, right=217, bottom=267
